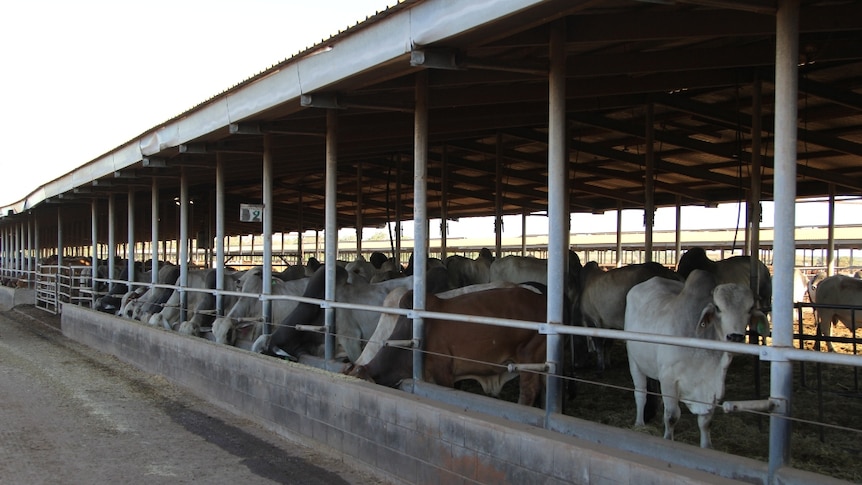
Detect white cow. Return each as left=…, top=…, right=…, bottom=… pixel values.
left=811, top=274, right=862, bottom=352
left=149, top=268, right=218, bottom=331
left=260, top=265, right=413, bottom=363
left=677, top=247, right=772, bottom=313
left=444, top=248, right=494, bottom=289
left=118, top=264, right=180, bottom=323
left=211, top=266, right=310, bottom=349
left=624, top=269, right=764, bottom=449
left=577, top=261, right=682, bottom=372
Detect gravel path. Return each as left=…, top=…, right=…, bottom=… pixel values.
left=0, top=306, right=392, bottom=485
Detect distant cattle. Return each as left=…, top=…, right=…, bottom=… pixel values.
left=810, top=274, right=862, bottom=352
left=403, top=253, right=446, bottom=278
left=148, top=268, right=218, bottom=331
left=211, top=266, right=310, bottom=349
left=444, top=248, right=494, bottom=289
left=94, top=262, right=148, bottom=314
left=677, top=247, right=772, bottom=313
left=577, top=261, right=682, bottom=373
left=625, top=269, right=764, bottom=448
left=346, top=284, right=548, bottom=406
left=259, top=265, right=413, bottom=362
left=792, top=268, right=811, bottom=307
left=808, top=271, right=829, bottom=304
left=118, top=264, right=181, bottom=323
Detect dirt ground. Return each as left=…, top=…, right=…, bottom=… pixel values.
left=0, top=305, right=394, bottom=485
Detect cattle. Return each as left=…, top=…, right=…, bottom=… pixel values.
left=808, top=271, right=828, bottom=304
left=278, top=264, right=309, bottom=281
left=169, top=269, right=247, bottom=337
left=211, top=266, right=310, bottom=349
left=792, top=268, right=810, bottom=307
left=403, top=253, right=445, bottom=276
left=488, top=252, right=583, bottom=375
left=677, top=247, right=772, bottom=313
left=444, top=248, right=494, bottom=288
left=259, top=265, right=413, bottom=362
left=349, top=280, right=524, bottom=369
left=345, top=254, right=405, bottom=284
left=624, top=269, right=764, bottom=448
left=577, top=261, right=682, bottom=373
left=345, top=284, right=548, bottom=406
left=810, top=274, right=862, bottom=352
left=117, top=263, right=180, bottom=322
left=94, top=262, right=147, bottom=314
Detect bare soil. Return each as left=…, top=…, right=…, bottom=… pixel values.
left=0, top=305, right=394, bottom=485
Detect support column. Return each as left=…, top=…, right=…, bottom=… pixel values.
left=644, top=103, right=655, bottom=263
left=545, top=19, right=567, bottom=416
left=179, top=168, right=190, bottom=324
left=216, top=153, right=226, bottom=317
left=769, top=0, right=799, bottom=478
left=324, top=110, right=339, bottom=360
left=263, top=134, right=274, bottom=334
left=151, top=179, right=160, bottom=284
left=413, top=71, right=429, bottom=382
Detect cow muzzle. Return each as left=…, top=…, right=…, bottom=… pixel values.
left=727, top=333, right=745, bottom=343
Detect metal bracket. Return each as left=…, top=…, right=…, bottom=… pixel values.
left=759, top=346, right=790, bottom=362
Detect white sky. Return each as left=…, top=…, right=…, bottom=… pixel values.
left=1, top=1, right=857, bottom=238
left=0, top=0, right=395, bottom=206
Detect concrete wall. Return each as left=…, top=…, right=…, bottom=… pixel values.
left=60, top=305, right=842, bottom=485
left=0, top=286, right=34, bottom=311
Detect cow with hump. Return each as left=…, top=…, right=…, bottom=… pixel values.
left=576, top=261, right=683, bottom=374
left=345, top=283, right=548, bottom=407
left=211, top=266, right=310, bottom=349
left=258, top=264, right=412, bottom=362
left=677, top=247, right=772, bottom=314
left=624, top=269, right=764, bottom=448
left=810, top=274, right=862, bottom=352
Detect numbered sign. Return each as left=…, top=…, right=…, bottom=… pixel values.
left=239, top=204, right=263, bottom=222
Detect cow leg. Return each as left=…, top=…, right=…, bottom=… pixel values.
left=821, top=315, right=836, bottom=352
left=697, top=411, right=714, bottom=448
left=660, top=379, right=681, bottom=441
left=629, top=363, right=648, bottom=427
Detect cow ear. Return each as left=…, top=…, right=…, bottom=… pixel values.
left=698, top=303, right=717, bottom=330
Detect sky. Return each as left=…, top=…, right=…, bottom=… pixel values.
left=1, top=1, right=857, bottom=239
left=0, top=0, right=395, bottom=206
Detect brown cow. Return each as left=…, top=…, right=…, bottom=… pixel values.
left=345, top=285, right=547, bottom=407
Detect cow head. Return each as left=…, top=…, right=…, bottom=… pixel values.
left=698, top=283, right=762, bottom=343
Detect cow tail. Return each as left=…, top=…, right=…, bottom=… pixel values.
left=643, top=378, right=661, bottom=423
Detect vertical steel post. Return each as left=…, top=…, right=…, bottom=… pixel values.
left=413, top=71, right=429, bottom=382
left=545, top=19, right=567, bottom=416
left=263, top=134, right=274, bottom=335
left=107, top=194, right=115, bottom=293
left=91, top=199, right=99, bottom=306
left=750, top=77, right=764, bottom=308
left=769, top=0, right=799, bottom=480
left=151, top=179, right=160, bottom=284
left=216, top=153, right=226, bottom=317
left=495, top=132, right=504, bottom=259
left=179, top=168, right=189, bottom=324
left=827, top=186, right=835, bottom=276
left=440, top=146, right=448, bottom=261
left=644, top=103, right=655, bottom=263
left=127, top=189, right=136, bottom=290
left=324, top=110, right=338, bottom=360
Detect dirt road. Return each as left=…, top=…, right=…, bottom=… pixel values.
left=0, top=306, right=391, bottom=485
